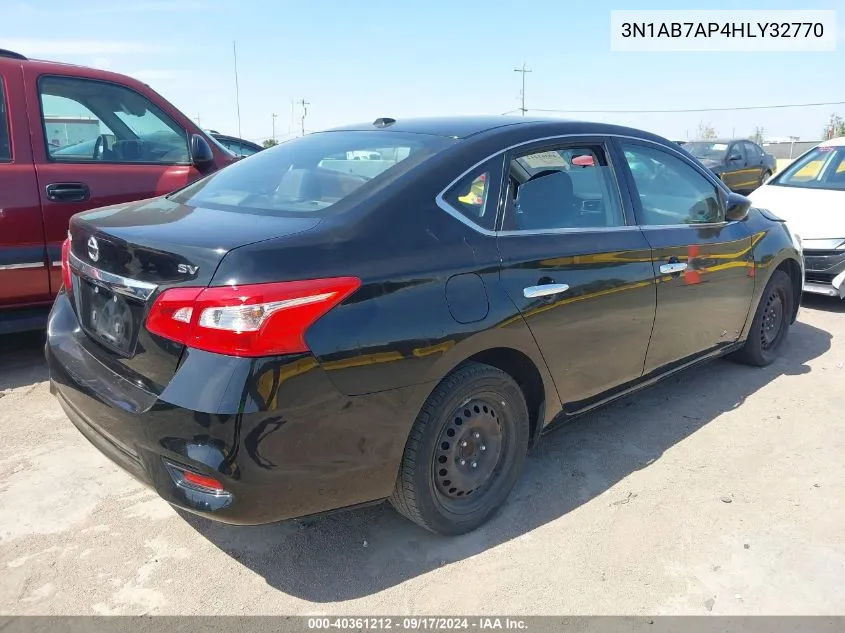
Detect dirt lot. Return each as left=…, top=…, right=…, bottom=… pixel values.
left=1, top=297, right=843, bottom=616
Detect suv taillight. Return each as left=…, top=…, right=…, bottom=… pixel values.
left=146, top=277, right=361, bottom=357
left=61, top=236, right=73, bottom=295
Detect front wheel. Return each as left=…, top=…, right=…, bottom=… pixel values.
left=389, top=362, right=529, bottom=535
left=761, top=170, right=772, bottom=185
left=730, top=269, right=793, bottom=367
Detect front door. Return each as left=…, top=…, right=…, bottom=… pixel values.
left=496, top=139, right=657, bottom=413
left=0, top=66, right=47, bottom=307
left=616, top=140, right=755, bottom=374
left=25, top=71, right=204, bottom=295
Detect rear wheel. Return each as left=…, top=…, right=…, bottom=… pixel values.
left=730, top=269, right=793, bottom=367
left=389, top=362, right=529, bottom=535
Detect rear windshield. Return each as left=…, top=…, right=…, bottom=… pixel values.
left=169, top=130, right=455, bottom=214
left=771, top=145, right=845, bottom=191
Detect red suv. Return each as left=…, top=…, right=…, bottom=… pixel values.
left=0, top=49, right=235, bottom=333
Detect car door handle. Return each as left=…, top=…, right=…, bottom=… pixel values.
left=46, top=182, right=90, bottom=202
left=659, top=262, right=688, bottom=274
left=523, top=283, right=570, bottom=298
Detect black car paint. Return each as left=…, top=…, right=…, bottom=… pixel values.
left=46, top=117, right=802, bottom=526
left=690, top=139, right=777, bottom=193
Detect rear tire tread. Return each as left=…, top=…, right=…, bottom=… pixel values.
left=389, top=362, right=525, bottom=534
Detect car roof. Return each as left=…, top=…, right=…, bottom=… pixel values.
left=687, top=138, right=750, bottom=144
left=324, top=115, right=674, bottom=144
left=820, top=136, right=845, bottom=147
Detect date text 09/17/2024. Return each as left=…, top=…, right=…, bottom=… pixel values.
left=306, top=617, right=528, bottom=630
left=620, top=21, right=825, bottom=39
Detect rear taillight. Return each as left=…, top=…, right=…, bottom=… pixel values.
left=61, top=235, right=73, bottom=295
left=146, top=277, right=361, bottom=357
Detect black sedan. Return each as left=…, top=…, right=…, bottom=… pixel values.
left=683, top=139, right=777, bottom=193
left=208, top=131, right=263, bottom=157
left=47, top=116, right=802, bottom=535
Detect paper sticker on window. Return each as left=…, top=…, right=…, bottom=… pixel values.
left=521, top=151, right=569, bottom=169
left=457, top=172, right=488, bottom=208
left=712, top=143, right=729, bottom=151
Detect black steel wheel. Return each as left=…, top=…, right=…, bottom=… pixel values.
left=730, top=269, right=793, bottom=367
left=389, top=362, right=529, bottom=535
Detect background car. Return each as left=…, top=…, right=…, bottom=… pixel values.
left=684, top=138, right=776, bottom=193
left=748, top=136, right=845, bottom=298
left=0, top=48, right=233, bottom=334
left=47, top=116, right=802, bottom=536
left=207, top=131, right=264, bottom=157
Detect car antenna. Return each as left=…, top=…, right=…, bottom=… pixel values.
left=373, top=117, right=396, bottom=128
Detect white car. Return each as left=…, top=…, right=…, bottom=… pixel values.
left=748, top=136, right=845, bottom=299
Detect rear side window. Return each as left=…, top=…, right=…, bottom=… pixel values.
left=0, top=78, right=10, bottom=162
left=504, top=144, right=625, bottom=231
left=441, top=161, right=501, bottom=231
left=170, top=130, right=455, bottom=215
left=39, top=76, right=189, bottom=164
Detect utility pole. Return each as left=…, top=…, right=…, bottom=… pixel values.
left=271, top=113, right=277, bottom=142
left=513, top=63, right=532, bottom=116
left=232, top=40, right=242, bottom=139
left=297, top=98, right=309, bottom=136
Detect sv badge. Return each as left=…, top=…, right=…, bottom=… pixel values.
left=177, top=264, right=199, bottom=275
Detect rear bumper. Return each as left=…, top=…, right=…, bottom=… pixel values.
left=46, top=292, right=423, bottom=525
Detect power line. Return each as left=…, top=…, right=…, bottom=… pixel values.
left=525, top=100, right=845, bottom=115
left=513, top=63, right=532, bottom=116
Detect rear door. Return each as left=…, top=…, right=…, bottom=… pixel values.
left=743, top=141, right=765, bottom=186
left=494, top=138, right=657, bottom=413
left=0, top=63, right=47, bottom=307
left=615, top=139, right=754, bottom=373
left=25, top=71, right=207, bottom=295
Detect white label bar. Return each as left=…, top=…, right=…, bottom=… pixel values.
left=610, top=10, right=837, bottom=52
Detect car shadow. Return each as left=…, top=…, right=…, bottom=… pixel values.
left=179, top=319, right=832, bottom=603
left=801, top=294, right=845, bottom=313
left=0, top=331, right=48, bottom=392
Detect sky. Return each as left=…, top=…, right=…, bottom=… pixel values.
left=2, top=0, right=843, bottom=143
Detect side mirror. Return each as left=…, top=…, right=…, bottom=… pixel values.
left=728, top=152, right=742, bottom=162
left=190, top=134, right=215, bottom=169
left=725, top=191, right=751, bottom=221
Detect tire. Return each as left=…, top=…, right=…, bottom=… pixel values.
left=730, top=269, right=793, bottom=367
left=761, top=170, right=772, bottom=185
left=389, top=362, right=529, bottom=535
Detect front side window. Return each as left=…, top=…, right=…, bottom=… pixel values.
left=170, top=130, right=454, bottom=215
left=744, top=142, right=762, bottom=161
left=729, top=143, right=746, bottom=162
left=772, top=146, right=845, bottom=191
left=622, top=143, right=723, bottom=226
left=39, top=76, right=189, bottom=164
left=0, top=78, right=10, bottom=161
left=504, top=144, right=624, bottom=231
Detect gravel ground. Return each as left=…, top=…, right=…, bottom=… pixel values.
left=0, top=296, right=843, bottom=616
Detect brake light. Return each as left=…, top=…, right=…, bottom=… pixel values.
left=146, top=277, right=361, bottom=357
left=61, top=236, right=73, bottom=295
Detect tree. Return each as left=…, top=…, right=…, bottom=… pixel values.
left=749, top=126, right=766, bottom=145
left=262, top=138, right=279, bottom=148
left=823, top=113, right=845, bottom=139
left=696, top=121, right=717, bottom=140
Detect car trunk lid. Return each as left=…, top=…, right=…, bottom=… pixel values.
left=66, top=196, right=321, bottom=394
